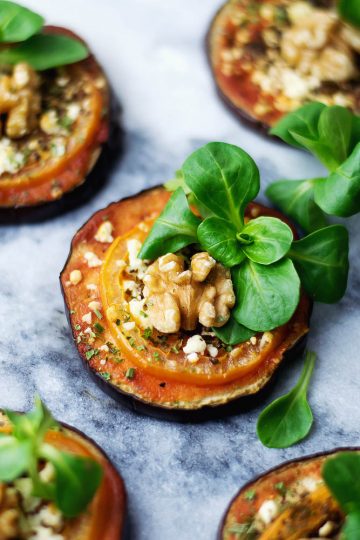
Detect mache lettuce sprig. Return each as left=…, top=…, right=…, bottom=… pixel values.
left=139, top=142, right=349, bottom=345
left=0, top=397, right=102, bottom=518
left=267, top=103, right=360, bottom=233
left=0, top=1, right=89, bottom=70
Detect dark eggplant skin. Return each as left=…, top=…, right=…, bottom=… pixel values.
left=217, top=447, right=360, bottom=540
left=205, top=6, right=274, bottom=138
left=60, top=186, right=311, bottom=423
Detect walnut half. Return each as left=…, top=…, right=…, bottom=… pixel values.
left=143, top=252, right=235, bottom=333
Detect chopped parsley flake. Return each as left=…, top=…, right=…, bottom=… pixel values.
left=125, top=367, right=136, bottom=380
left=275, top=482, right=287, bottom=496
left=100, top=372, right=111, bottom=381
left=142, top=328, right=152, bottom=340
left=244, top=490, right=256, bottom=501
left=75, top=324, right=81, bottom=331
left=93, top=322, right=104, bottom=333
left=85, top=348, right=99, bottom=360
left=106, top=341, right=119, bottom=354
left=94, top=308, right=103, bottom=320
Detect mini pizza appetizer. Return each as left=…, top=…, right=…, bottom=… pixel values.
left=207, top=0, right=360, bottom=130
left=0, top=1, right=116, bottom=213
left=61, top=142, right=348, bottom=418
left=219, top=448, right=360, bottom=539
left=0, top=397, right=126, bottom=539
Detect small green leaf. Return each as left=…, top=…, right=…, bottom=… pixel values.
left=232, top=258, right=300, bottom=332
left=270, top=102, right=325, bottom=149
left=197, top=217, right=246, bottom=267
left=289, top=225, right=349, bottom=303
left=323, top=453, right=360, bottom=515
left=182, top=142, right=260, bottom=229
left=342, top=512, right=360, bottom=539
left=0, top=32, right=89, bottom=70
left=314, top=143, right=360, bottom=217
left=6, top=396, right=57, bottom=442
left=164, top=169, right=190, bottom=194
left=266, top=178, right=328, bottom=233
left=41, top=444, right=103, bottom=518
left=240, top=216, right=293, bottom=265
left=338, top=0, right=360, bottom=28
left=257, top=351, right=316, bottom=448
left=0, top=1, right=44, bottom=43
left=318, top=106, right=352, bottom=168
left=212, top=315, right=255, bottom=345
left=139, top=188, right=201, bottom=260
left=0, top=436, right=32, bottom=481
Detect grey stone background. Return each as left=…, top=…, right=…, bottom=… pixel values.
left=0, top=1, right=359, bottom=539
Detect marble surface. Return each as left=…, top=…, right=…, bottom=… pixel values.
left=1, top=1, right=360, bottom=539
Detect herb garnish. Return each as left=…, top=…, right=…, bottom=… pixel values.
left=0, top=397, right=102, bottom=518
left=0, top=1, right=89, bottom=70
left=338, top=0, right=360, bottom=28
left=139, top=142, right=349, bottom=341
left=257, top=350, right=316, bottom=448
left=323, top=452, right=360, bottom=540
left=267, top=103, right=360, bottom=232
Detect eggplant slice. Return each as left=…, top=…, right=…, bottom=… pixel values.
left=60, top=187, right=311, bottom=420
left=207, top=0, right=360, bottom=132
left=0, top=26, right=122, bottom=221
left=0, top=413, right=126, bottom=540
left=219, top=448, right=360, bottom=539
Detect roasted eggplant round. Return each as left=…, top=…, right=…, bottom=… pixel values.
left=219, top=448, right=359, bottom=539
left=0, top=413, right=126, bottom=539
left=207, top=0, right=360, bottom=131
left=0, top=26, right=120, bottom=219
left=60, top=187, right=310, bottom=419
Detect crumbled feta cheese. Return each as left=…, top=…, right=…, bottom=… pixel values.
left=187, top=352, right=199, bottom=363
left=129, top=298, right=149, bottom=328
left=250, top=336, right=257, bottom=345
left=127, top=239, right=148, bottom=278
left=100, top=359, right=106, bottom=366
left=51, top=137, right=66, bottom=158
left=319, top=521, right=335, bottom=537
left=260, top=331, right=273, bottom=349
left=123, top=321, right=136, bottom=331
left=86, top=283, right=97, bottom=291
left=84, top=251, right=102, bottom=268
left=99, top=344, right=109, bottom=352
left=40, top=110, right=61, bottom=135
left=207, top=344, right=218, bottom=358
left=88, top=301, right=102, bottom=312
left=257, top=499, right=280, bottom=525
left=69, top=269, right=82, bottom=285
left=82, top=312, right=92, bottom=324
left=298, top=476, right=320, bottom=493
left=183, top=335, right=207, bottom=355
left=94, top=221, right=114, bottom=243
left=66, top=103, right=81, bottom=121
left=0, top=138, right=25, bottom=175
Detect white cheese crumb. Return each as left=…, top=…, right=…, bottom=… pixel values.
left=0, top=138, right=25, bottom=175
left=123, top=321, right=136, bottom=331
left=86, top=283, right=97, bottom=291
left=207, top=344, right=218, bottom=358
left=99, top=344, right=109, bottom=352
left=88, top=301, right=102, bottom=312
left=82, top=312, right=92, bottom=324
left=187, top=352, right=199, bottom=363
left=319, top=521, right=335, bottom=537
left=67, top=103, right=81, bottom=121
left=183, top=335, right=207, bottom=355
left=298, top=476, right=320, bottom=493
left=69, top=269, right=82, bottom=285
left=84, top=251, right=102, bottom=268
left=250, top=336, right=257, bottom=345
left=257, top=499, right=280, bottom=525
left=127, top=239, right=148, bottom=279
left=100, top=359, right=106, bottom=366
left=129, top=298, right=149, bottom=328
left=260, top=331, right=273, bottom=349
left=94, top=220, right=114, bottom=243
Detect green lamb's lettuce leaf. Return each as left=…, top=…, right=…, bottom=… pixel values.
left=139, top=188, right=201, bottom=260
left=197, top=217, right=246, bottom=267
left=0, top=0, right=44, bottom=43
left=266, top=178, right=328, bottom=233
left=232, top=258, right=300, bottom=332
left=289, top=225, right=349, bottom=303
left=182, top=142, right=260, bottom=230
left=239, top=216, right=293, bottom=265
left=0, top=33, right=89, bottom=70
left=257, top=351, right=315, bottom=448
left=212, top=316, right=255, bottom=345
